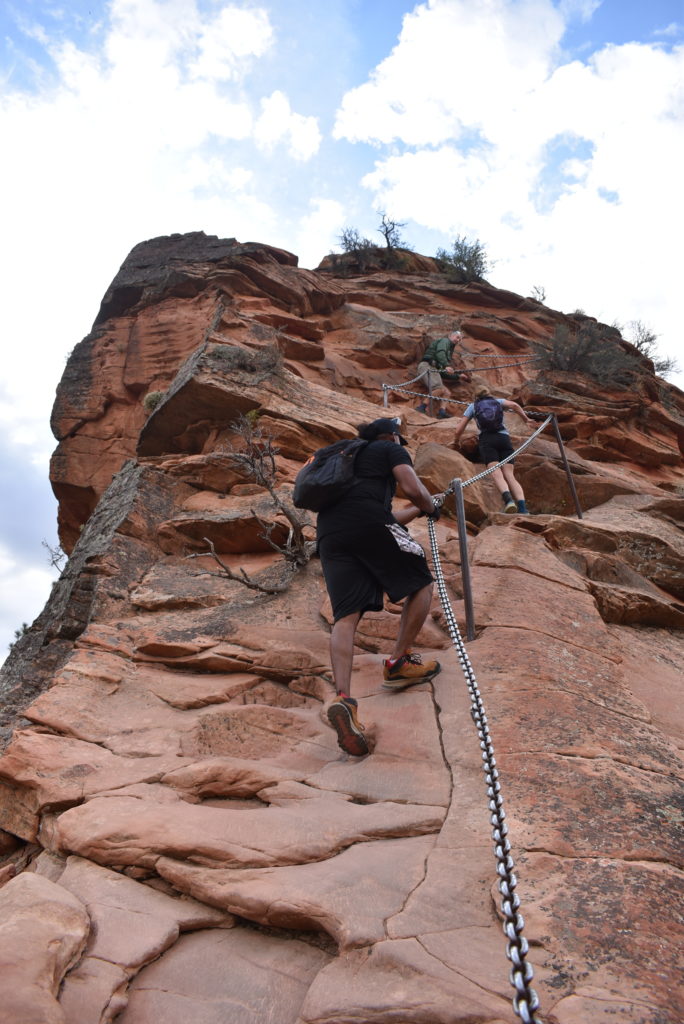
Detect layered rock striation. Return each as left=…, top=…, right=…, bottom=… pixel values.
left=1, top=232, right=683, bottom=1024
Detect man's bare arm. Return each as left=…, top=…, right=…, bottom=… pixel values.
left=392, top=464, right=436, bottom=517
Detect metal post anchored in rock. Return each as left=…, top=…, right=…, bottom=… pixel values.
left=451, top=477, right=475, bottom=641
left=550, top=414, right=583, bottom=519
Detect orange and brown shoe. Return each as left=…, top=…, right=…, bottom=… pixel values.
left=327, top=696, right=369, bottom=756
left=382, top=652, right=441, bottom=691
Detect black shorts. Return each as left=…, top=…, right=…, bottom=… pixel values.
left=318, top=523, right=434, bottom=622
left=478, top=430, right=514, bottom=465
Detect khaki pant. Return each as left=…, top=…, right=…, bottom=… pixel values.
left=417, top=361, right=449, bottom=400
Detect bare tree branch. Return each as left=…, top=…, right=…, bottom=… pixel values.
left=221, top=413, right=311, bottom=567
left=186, top=537, right=290, bottom=594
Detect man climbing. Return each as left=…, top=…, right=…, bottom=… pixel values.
left=452, top=387, right=532, bottom=514
left=316, top=417, right=442, bottom=757
left=415, top=330, right=471, bottom=418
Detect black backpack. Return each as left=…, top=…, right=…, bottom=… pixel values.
left=474, top=397, right=504, bottom=432
left=293, top=438, right=369, bottom=512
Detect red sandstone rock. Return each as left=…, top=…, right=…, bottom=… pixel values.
left=1, top=232, right=683, bottom=1024
left=0, top=872, right=89, bottom=1023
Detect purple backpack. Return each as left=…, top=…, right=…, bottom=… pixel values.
left=474, top=397, right=504, bottom=432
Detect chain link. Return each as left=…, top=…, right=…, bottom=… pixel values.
left=384, top=384, right=470, bottom=407
left=388, top=368, right=432, bottom=388
left=383, top=354, right=541, bottom=403
left=460, top=415, right=552, bottom=489
left=426, top=515, right=542, bottom=1023
left=464, top=358, right=541, bottom=371
left=432, top=415, right=553, bottom=501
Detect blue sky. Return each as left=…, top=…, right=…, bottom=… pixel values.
left=1, top=0, right=683, bottom=661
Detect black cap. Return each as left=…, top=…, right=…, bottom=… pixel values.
left=362, top=417, right=409, bottom=445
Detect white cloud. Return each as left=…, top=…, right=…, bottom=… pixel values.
left=0, top=545, right=58, bottom=670
left=559, top=0, right=602, bottom=21
left=334, top=0, right=684, bottom=383
left=189, top=5, right=273, bottom=81
left=0, top=0, right=323, bottom=456
left=653, top=22, right=683, bottom=39
left=334, top=0, right=566, bottom=146
left=254, top=90, right=321, bottom=160
left=294, top=197, right=346, bottom=269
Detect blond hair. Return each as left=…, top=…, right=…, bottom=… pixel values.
left=474, top=386, right=490, bottom=401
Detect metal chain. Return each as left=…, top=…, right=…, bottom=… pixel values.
left=462, top=350, right=540, bottom=360
left=463, top=358, right=542, bottom=371
left=382, top=355, right=541, bottom=407
left=389, top=368, right=431, bottom=388
left=426, top=515, right=542, bottom=1024
left=383, top=384, right=470, bottom=407
left=461, top=415, right=553, bottom=489
left=434, top=415, right=553, bottom=500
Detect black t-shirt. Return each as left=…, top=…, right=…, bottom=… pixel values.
left=316, top=439, right=413, bottom=540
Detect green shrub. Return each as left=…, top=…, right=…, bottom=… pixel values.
left=143, top=390, right=166, bottom=413
left=8, top=622, right=29, bottom=652
left=627, top=320, right=679, bottom=379
left=211, top=343, right=283, bottom=380
left=435, top=235, right=490, bottom=282
left=336, top=220, right=413, bottom=273
left=533, top=323, right=644, bottom=387
left=339, top=227, right=375, bottom=253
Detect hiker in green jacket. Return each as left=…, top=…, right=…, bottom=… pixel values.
left=416, top=331, right=471, bottom=418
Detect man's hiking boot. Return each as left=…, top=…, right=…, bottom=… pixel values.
left=437, top=409, right=450, bottom=419
left=503, top=498, right=517, bottom=513
left=416, top=403, right=427, bottom=413
left=382, top=652, right=441, bottom=691
left=327, top=696, right=369, bottom=756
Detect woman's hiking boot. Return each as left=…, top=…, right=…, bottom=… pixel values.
left=382, top=652, right=441, bottom=690
left=327, top=696, right=369, bottom=756
left=501, top=490, right=516, bottom=513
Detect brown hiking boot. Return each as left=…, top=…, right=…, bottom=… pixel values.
left=327, top=696, right=369, bottom=756
left=382, top=652, right=441, bottom=691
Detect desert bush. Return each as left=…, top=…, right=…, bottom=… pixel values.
left=627, top=320, right=679, bottom=379
left=435, top=235, right=490, bottom=282
left=339, top=227, right=375, bottom=253
left=211, top=343, right=283, bottom=381
left=377, top=213, right=413, bottom=252
left=42, top=539, right=66, bottom=570
left=533, top=323, right=644, bottom=387
left=143, top=390, right=166, bottom=413
left=336, top=218, right=413, bottom=273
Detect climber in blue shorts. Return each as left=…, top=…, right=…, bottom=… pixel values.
left=452, top=386, right=533, bottom=514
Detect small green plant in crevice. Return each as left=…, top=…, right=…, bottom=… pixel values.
left=435, top=235, right=491, bottom=282
left=210, top=343, right=283, bottom=382
left=143, top=390, right=166, bottom=413
left=8, top=622, right=29, bottom=652
left=533, top=323, right=645, bottom=388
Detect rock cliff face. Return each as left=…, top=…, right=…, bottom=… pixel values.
left=1, top=231, right=683, bottom=1024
